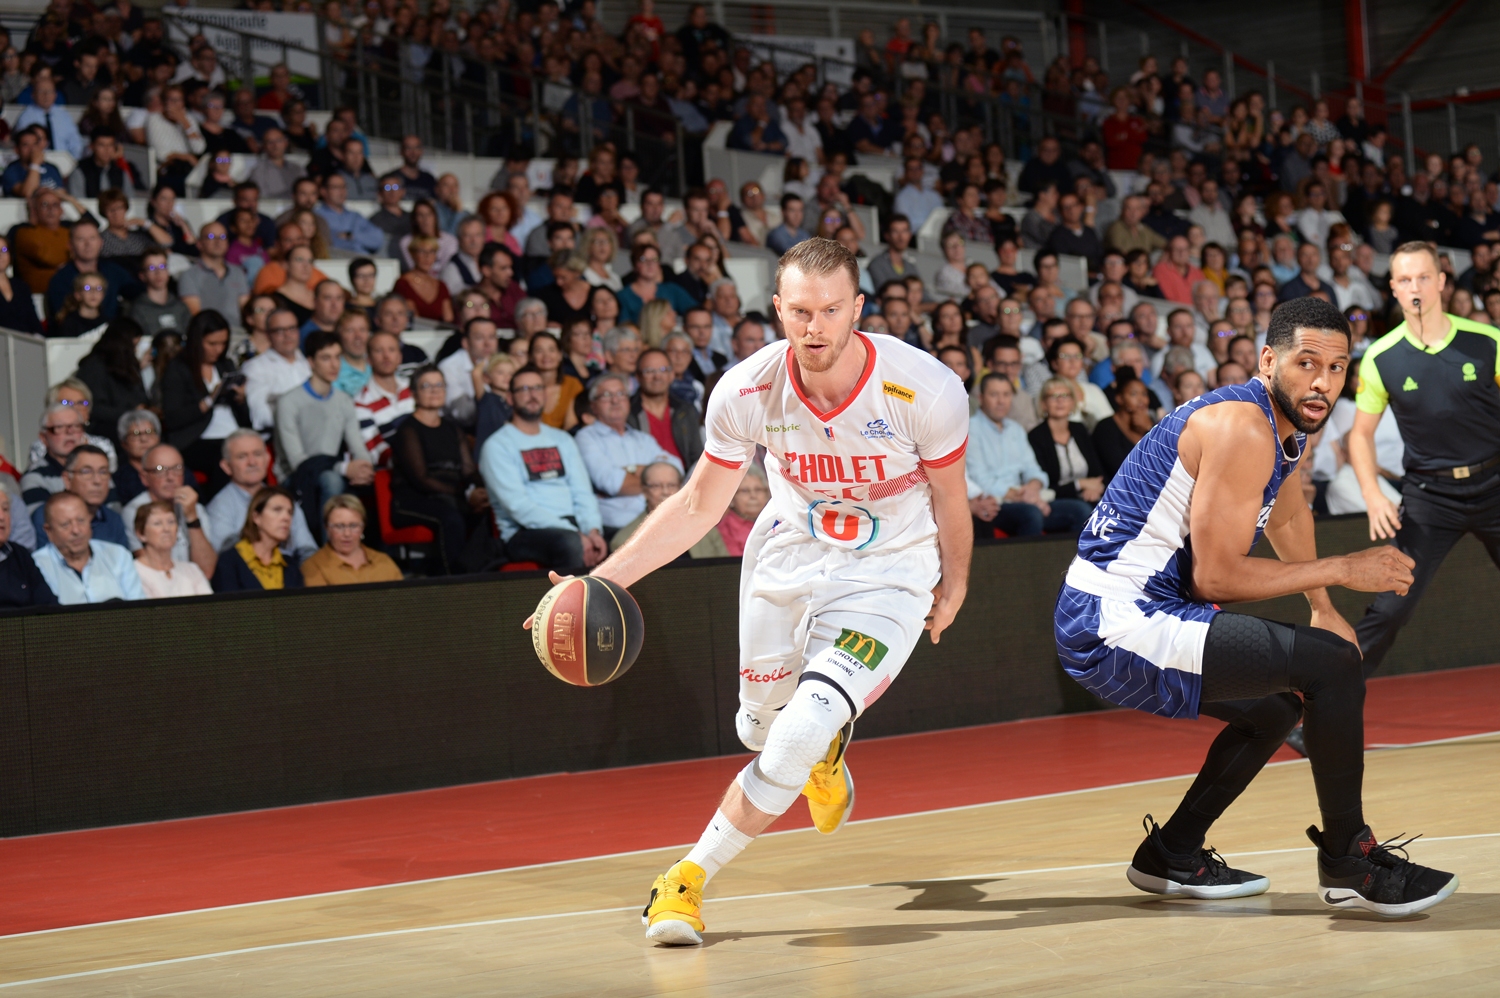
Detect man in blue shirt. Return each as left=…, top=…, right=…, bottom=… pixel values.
left=968, top=373, right=1091, bottom=538
left=45, top=217, right=135, bottom=321
left=15, top=72, right=82, bottom=159
left=29, top=444, right=128, bottom=547
left=575, top=373, right=683, bottom=531
left=315, top=173, right=385, bottom=255
left=765, top=194, right=811, bottom=255
left=727, top=94, right=787, bottom=154
left=480, top=366, right=605, bottom=573
left=32, top=491, right=144, bottom=604
left=2, top=126, right=65, bottom=197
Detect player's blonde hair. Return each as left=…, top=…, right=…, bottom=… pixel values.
left=775, top=236, right=860, bottom=297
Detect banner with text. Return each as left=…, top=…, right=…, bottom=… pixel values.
left=165, top=10, right=322, bottom=81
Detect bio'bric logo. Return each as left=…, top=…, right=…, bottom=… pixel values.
left=765, top=423, right=800, bottom=432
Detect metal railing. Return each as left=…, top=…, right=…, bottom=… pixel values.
left=161, top=10, right=692, bottom=193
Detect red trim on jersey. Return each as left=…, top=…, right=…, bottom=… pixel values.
left=703, top=453, right=744, bottom=470
left=921, top=439, right=967, bottom=469
left=785, top=332, right=878, bottom=423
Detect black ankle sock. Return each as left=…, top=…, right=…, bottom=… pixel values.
left=1321, top=812, right=1366, bottom=856
left=1157, top=813, right=1208, bottom=857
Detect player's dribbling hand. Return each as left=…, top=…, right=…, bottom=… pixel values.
left=1341, top=545, right=1416, bottom=595
left=522, top=571, right=573, bottom=630
left=1365, top=490, right=1402, bottom=541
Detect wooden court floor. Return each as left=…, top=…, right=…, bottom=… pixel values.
left=1, top=734, right=1496, bottom=996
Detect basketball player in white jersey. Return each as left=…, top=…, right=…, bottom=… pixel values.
left=587, top=238, right=971, bottom=944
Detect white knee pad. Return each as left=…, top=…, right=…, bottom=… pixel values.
left=735, top=704, right=781, bottom=752
left=736, top=679, right=851, bottom=816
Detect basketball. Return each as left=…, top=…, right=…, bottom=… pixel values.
left=530, top=576, right=644, bottom=686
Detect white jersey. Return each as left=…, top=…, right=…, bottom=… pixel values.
left=704, top=332, right=969, bottom=553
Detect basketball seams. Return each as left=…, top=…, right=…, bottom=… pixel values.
left=596, top=579, right=627, bottom=685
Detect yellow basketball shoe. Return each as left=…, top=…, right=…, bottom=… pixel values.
left=803, top=722, right=855, bottom=834
left=642, top=860, right=706, bottom=945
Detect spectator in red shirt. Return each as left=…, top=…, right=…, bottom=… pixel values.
left=1152, top=234, right=1206, bottom=304
left=628, top=348, right=703, bottom=471
left=1101, top=88, right=1148, bottom=171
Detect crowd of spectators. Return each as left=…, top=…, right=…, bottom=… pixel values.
left=2, top=0, right=1494, bottom=610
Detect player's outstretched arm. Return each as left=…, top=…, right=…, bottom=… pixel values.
left=1184, top=403, right=1415, bottom=604
left=589, top=457, right=747, bottom=590
left=1263, top=467, right=1357, bottom=646
left=924, top=457, right=972, bottom=643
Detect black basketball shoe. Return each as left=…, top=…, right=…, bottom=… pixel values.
left=1307, top=825, right=1459, bottom=917
left=1125, top=815, right=1270, bottom=899
left=1283, top=723, right=1307, bottom=757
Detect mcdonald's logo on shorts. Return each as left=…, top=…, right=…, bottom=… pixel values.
left=834, top=628, right=889, bottom=669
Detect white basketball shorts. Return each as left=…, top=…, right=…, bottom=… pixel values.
left=736, top=511, right=939, bottom=725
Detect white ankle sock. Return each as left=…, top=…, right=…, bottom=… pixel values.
left=683, top=809, right=754, bottom=884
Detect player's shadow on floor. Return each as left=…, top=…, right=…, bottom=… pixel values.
left=697, top=880, right=1500, bottom=948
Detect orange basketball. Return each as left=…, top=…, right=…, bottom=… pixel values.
left=530, top=576, right=644, bottom=686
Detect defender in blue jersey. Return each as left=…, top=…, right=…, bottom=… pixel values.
left=1055, top=297, right=1458, bottom=918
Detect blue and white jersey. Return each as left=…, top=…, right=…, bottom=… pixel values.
left=1055, top=379, right=1304, bottom=718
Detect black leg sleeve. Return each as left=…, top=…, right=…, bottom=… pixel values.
left=1160, top=613, right=1366, bottom=855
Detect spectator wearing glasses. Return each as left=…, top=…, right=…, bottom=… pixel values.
left=0, top=491, right=55, bottom=607
left=978, top=334, right=1038, bottom=429
left=1028, top=376, right=1105, bottom=506
left=389, top=365, right=481, bottom=575
left=33, top=491, right=145, bottom=603
left=131, top=499, right=213, bottom=597
left=121, top=245, right=192, bottom=336
left=210, top=485, right=305, bottom=592
left=160, top=309, right=250, bottom=490
left=315, top=173, right=385, bottom=255
left=243, top=307, right=311, bottom=431
left=301, top=494, right=402, bottom=586
left=178, top=221, right=251, bottom=318
left=608, top=460, right=729, bottom=558
left=120, top=441, right=218, bottom=577
left=113, top=409, right=161, bottom=505
left=13, top=188, right=74, bottom=296
left=576, top=373, right=683, bottom=533
left=479, top=365, right=605, bottom=574
left=368, top=174, right=410, bottom=258
left=21, top=402, right=92, bottom=514
left=275, top=329, right=375, bottom=538
left=205, top=429, right=318, bottom=560
left=28, top=443, right=129, bottom=546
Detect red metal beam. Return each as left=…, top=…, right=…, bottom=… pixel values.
left=1372, top=0, right=1470, bottom=85
left=1345, top=0, right=1369, bottom=81
left=1113, top=0, right=1313, bottom=102
left=1409, top=87, right=1500, bottom=112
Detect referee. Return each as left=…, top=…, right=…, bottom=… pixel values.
left=1348, top=240, right=1500, bottom=672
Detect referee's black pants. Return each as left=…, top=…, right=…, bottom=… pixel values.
left=1355, top=471, right=1500, bottom=677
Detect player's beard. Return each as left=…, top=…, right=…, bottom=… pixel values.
left=790, top=321, right=854, bottom=374
left=1268, top=368, right=1332, bottom=434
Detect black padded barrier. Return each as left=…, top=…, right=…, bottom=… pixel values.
left=2, top=516, right=1496, bottom=836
